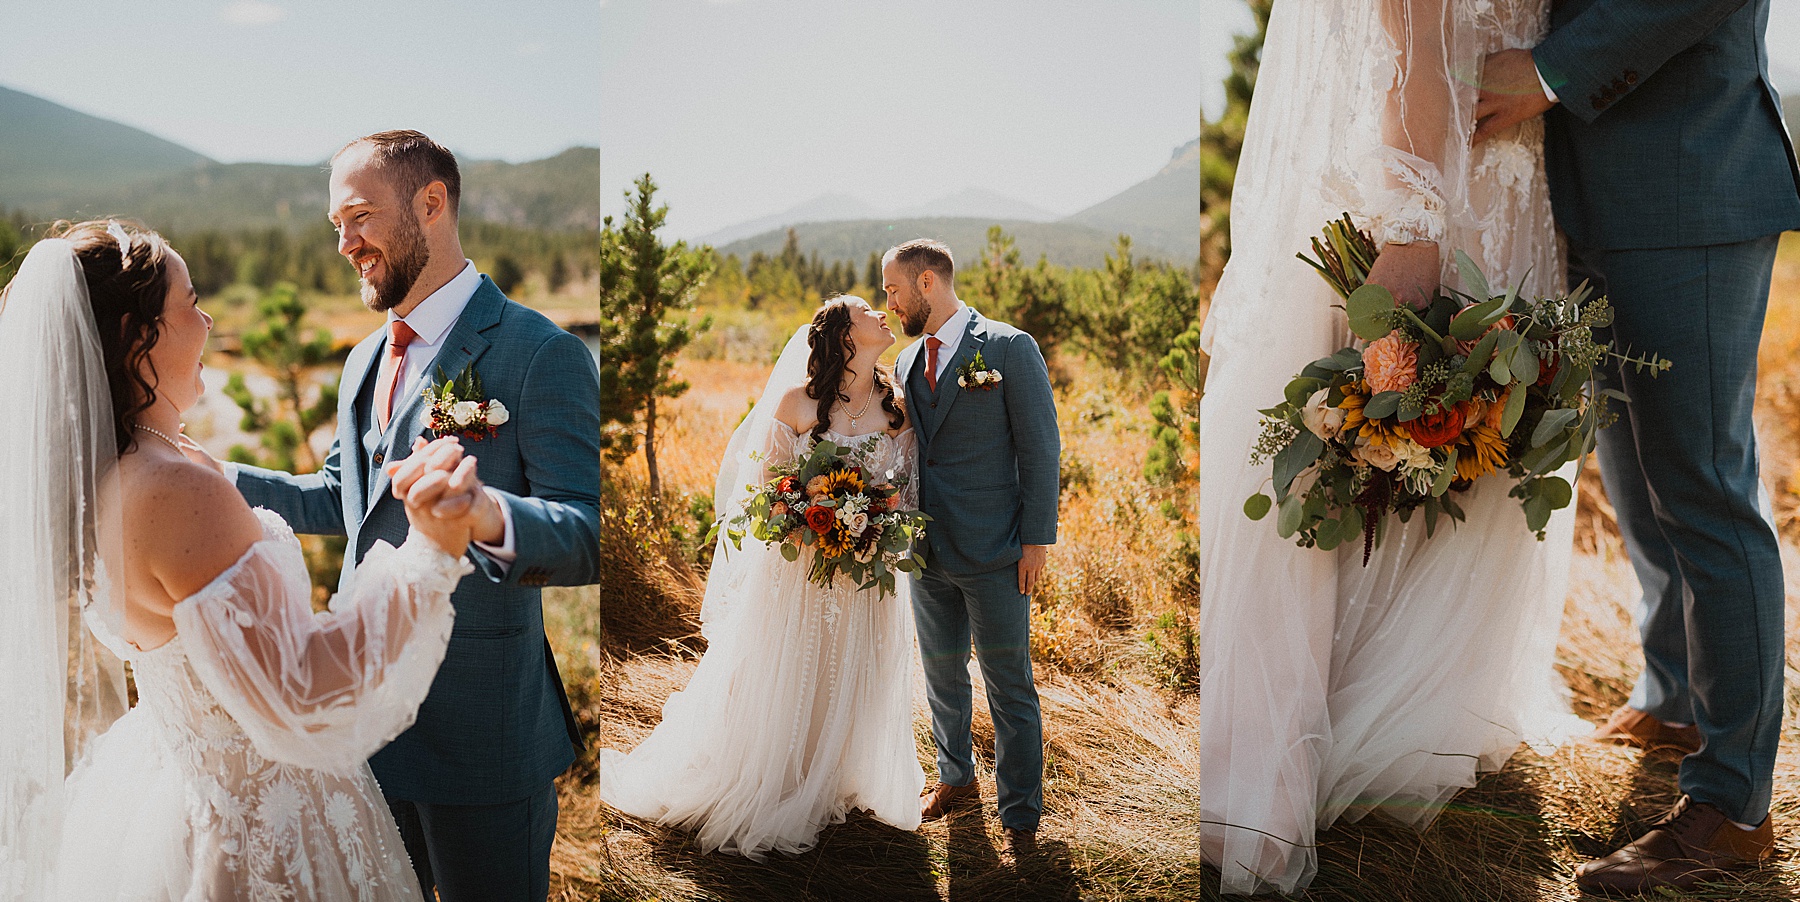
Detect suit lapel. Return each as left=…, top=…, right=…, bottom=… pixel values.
left=929, top=310, right=985, bottom=433
left=899, top=339, right=933, bottom=444
left=363, top=278, right=502, bottom=523
left=340, top=329, right=387, bottom=524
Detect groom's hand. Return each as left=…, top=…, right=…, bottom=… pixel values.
left=1018, top=544, right=1048, bottom=596
left=1475, top=49, right=1556, bottom=144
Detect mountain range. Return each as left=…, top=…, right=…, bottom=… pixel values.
left=712, top=138, right=1200, bottom=267
left=0, top=85, right=598, bottom=232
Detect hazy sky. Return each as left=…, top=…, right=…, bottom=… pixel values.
left=601, top=0, right=1205, bottom=240
left=1199, top=1, right=1800, bottom=116
left=0, top=0, right=600, bottom=165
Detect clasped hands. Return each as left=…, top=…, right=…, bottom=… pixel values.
left=388, top=436, right=504, bottom=556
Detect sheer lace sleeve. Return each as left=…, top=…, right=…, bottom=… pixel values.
left=891, top=430, right=920, bottom=511
left=172, top=521, right=470, bottom=775
left=1364, top=0, right=1458, bottom=247
left=759, top=419, right=802, bottom=485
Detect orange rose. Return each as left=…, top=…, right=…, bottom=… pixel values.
left=1407, top=402, right=1467, bottom=449
left=1362, top=334, right=1418, bottom=395
left=1483, top=388, right=1511, bottom=431
left=805, top=506, right=836, bottom=534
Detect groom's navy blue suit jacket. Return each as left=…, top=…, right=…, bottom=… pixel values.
left=1537, top=0, right=1800, bottom=248
left=235, top=276, right=601, bottom=806
left=898, top=309, right=1060, bottom=575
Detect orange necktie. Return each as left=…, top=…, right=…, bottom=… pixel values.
left=375, top=320, right=418, bottom=432
left=925, top=336, right=942, bottom=392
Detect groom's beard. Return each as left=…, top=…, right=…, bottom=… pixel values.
left=360, top=213, right=430, bottom=312
left=898, top=293, right=929, bottom=337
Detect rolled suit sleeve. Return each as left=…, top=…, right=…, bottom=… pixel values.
left=233, top=439, right=349, bottom=536
left=470, top=329, right=601, bottom=587
left=1533, top=0, right=1746, bottom=123
left=1004, top=332, right=1060, bottom=546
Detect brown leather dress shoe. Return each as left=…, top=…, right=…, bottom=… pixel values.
left=1004, top=827, right=1037, bottom=856
left=1589, top=706, right=1702, bottom=756
left=1575, top=795, right=1773, bottom=895
left=920, top=781, right=980, bottom=820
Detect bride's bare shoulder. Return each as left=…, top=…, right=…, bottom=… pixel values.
left=773, top=384, right=816, bottom=434
left=121, top=455, right=264, bottom=600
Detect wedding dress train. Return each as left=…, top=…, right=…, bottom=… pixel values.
left=1199, top=0, right=1587, bottom=893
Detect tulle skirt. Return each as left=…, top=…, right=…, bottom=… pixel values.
left=600, top=547, right=925, bottom=859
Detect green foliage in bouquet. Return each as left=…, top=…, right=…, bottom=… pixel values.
left=1244, top=216, right=1671, bottom=562
left=711, top=436, right=931, bottom=599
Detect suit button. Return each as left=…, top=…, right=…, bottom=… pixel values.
left=373, top=451, right=384, bottom=466
left=931, top=401, right=938, bottom=408
left=1624, top=70, right=1639, bottom=86
left=1591, top=96, right=1606, bottom=111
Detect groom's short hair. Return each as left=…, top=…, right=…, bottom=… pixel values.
left=332, top=130, right=462, bottom=216
left=885, top=239, right=955, bottom=284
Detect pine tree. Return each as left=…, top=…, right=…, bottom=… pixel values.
left=598, top=174, right=713, bottom=500
left=1200, top=0, right=1272, bottom=280
left=225, top=282, right=338, bottom=475
left=864, top=252, right=881, bottom=294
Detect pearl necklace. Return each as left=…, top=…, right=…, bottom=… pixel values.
left=133, top=423, right=182, bottom=452
left=846, top=377, right=878, bottom=430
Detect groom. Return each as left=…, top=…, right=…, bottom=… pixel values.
left=884, top=239, right=1061, bottom=852
left=225, top=131, right=600, bottom=901
left=1478, top=1, right=1800, bottom=894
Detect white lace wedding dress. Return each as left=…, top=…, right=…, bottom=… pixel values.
left=54, top=508, right=469, bottom=901
left=600, top=423, right=926, bottom=860
left=1199, top=0, right=1587, bottom=894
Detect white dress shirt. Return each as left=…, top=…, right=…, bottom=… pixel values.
left=925, top=303, right=973, bottom=383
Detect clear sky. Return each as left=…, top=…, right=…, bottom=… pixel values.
left=1200, top=0, right=1800, bottom=118
left=601, top=0, right=1205, bottom=240
left=0, top=0, right=600, bottom=165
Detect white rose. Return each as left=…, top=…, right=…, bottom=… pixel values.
left=990, top=371, right=1002, bottom=383
left=958, top=375, right=970, bottom=389
left=1300, top=388, right=1345, bottom=441
left=847, top=511, right=871, bottom=534
left=485, top=399, right=510, bottom=425
left=451, top=400, right=480, bottom=426
left=1355, top=436, right=1401, bottom=471
left=975, top=371, right=990, bottom=385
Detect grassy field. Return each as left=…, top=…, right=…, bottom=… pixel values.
left=553, top=233, right=1800, bottom=901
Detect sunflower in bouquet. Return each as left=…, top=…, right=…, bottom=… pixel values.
left=715, top=436, right=930, bottom=598
left=1244, top=215, right=1670, bottom=563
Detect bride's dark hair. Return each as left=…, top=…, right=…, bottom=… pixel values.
left=44, top=221, right=173, bottom=454
left=805, top=296, right=904, bottom=443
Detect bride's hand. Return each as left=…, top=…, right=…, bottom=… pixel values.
left=388, top=437, right=482, bottom=555
left=1365, top=241, right=1440, bottom=311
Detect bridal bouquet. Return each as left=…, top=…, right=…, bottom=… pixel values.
left=717, top=436, right=930, bottom=598
left=1244, top=215, right=1670, bottom=562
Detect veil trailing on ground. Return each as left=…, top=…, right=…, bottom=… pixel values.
left=0, top=239, right=130, bottom=893
left=699, top=325, right=812, bottom=636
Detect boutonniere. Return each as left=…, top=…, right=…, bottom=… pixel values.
left=955, top=350, right=1003, bottom=391
left=423, top=363, right=510, bottom=441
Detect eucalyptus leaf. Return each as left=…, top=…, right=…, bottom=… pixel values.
left=1274, top=431, right=1325, bottom=496
left=1346, top=284, right=1399, bottom=341
left=1431, top=448, right=1459, bottom=497
left=1523, top=494, right=1552, bottom=533
left=1276, top=494, right=1304, bottom=538
left=1461, top=329, right=1501, bottom=375
left=1532, top=408, right=1580, bottom=447
left=1488, top=349, right=1513, bottom=385
left=1500, top=381, right=1528, bottom=436
left=1538, top=475, right=1574, bottom=510
left=1363, top=391, right=1403, bottom=420
left=1510, top=347, right=1540, bottom=385
left=1315, top=518, right=1343, bottom=550
left=1455, top=249, right=1489, bottom=302
left=1244, top=493, right=1273, bottom=521
left=1285, top=377, right=1326, bottom=407
left=781, top=543, right=799, bottom=562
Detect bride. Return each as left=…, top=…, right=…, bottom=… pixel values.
left=0, top=221, right=481, bottom=900
left=1199, top=1, right=1586, bottom=894
left=600, top=295, right=926, bottom=858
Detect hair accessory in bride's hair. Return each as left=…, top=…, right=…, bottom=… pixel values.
left=106, top=221, right=133, bottom=270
